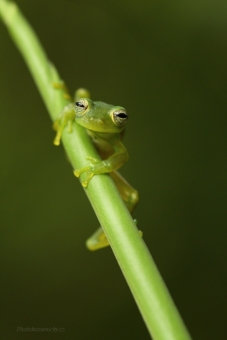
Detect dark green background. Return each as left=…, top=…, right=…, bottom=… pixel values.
left=1, top=0, right=227, bottom=339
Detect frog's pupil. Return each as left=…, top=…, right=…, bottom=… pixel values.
left=117, top=112, right=127, bottom=118
left=76, top=102, right=84, bottom=108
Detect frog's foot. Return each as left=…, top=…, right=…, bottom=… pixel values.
left=138, top=230, right=143, bottom=238
left=53, top=103, right=75, bottom=145
left=86, top=222, right=143, bottom=252
left=52, top=81, right=71, bottom=100
left=74, top=157, right=101, bottom=187
left=74, top=166, right=95, bottom=188
left=81, top=172, right=95, bottom=188
left=53, top=117, right=73, bottom=146
left=53, top=119, right=64, bottom=146
left=86, top=227, right=109, bottom=251
left=134, top=219, right=143, bottom=238
left=75, top=88, right=91, bottom=101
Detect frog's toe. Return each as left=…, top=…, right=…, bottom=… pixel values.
left=66, top=120, right=73, bottom=133
left=81, top=180, right=89, bottom=188
left=73, top=169, right=80, bottom=177
left=86, top=156, right=100, bottom=164
left=63, top=93, right=71, bottom=100
left=138, top=230, right=143, bottom=238
left=53, top=128, right=63, bottom=146
left=81, top=172, right=95, bottom=187
left=133, top=219, right=143, bottom=238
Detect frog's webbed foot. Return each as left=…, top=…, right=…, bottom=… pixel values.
left=53, top=103, right=75, bottom=146
left=86, top=227, right=109, bottom=251
left=86, top=221, right=143, bottom=251
left=134, top=219, right=143, bottom=238
left=74, top=169, right=95, bottom=188
left=74, top=157, right=101, bottom=187
left=52, top=81, right=71, bottom=100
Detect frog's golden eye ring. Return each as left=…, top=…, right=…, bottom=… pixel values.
left=111, top=110, right=128, bottom=126
left=75, top=99, right=88, bottom=116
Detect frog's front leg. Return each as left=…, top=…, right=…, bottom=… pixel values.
left=73, top=157, right=99, bottom=187
left=74, top=134, right=129, bottom=187
left=53, top=103, right=75, bottom=145
left=52, top=81, right=72, bottom=100
left=53, top=87, right=91, bottom=146
left=74, top=143, right=128, bottom=187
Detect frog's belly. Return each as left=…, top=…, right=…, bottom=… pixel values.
left=86, top=130, right=114, bottom=160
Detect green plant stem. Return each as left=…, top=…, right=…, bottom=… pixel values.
left=0, top=1, right=192, bottom=339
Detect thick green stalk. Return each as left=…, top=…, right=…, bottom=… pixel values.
left=0, top=1, right=192, bottom=339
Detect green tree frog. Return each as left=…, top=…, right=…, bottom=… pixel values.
left=53, top=88, right=139, bottom=251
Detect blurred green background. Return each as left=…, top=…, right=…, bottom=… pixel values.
left=1, top=0, right=227, bottom=339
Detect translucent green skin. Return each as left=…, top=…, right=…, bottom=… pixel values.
left=54, top=88, right=139, bottom=250
left=54, top=89, right=129, bottom=187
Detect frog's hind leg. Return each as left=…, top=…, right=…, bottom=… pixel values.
left=111, top=170, right=142, bottom=236
left=86, top=171, right=140, bottom=251
left=110, top=171, right=139, bottom=213
left=86, top=227, right=109, bottom=251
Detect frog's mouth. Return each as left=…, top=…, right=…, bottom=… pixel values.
left=76, top=116, right=105, bottom=131
left=76, top=116, right=123, bottom=133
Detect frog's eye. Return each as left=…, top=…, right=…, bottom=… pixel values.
left=75, top=99, right=88, bottom=115
left=111, top=110, right=128, bottom=126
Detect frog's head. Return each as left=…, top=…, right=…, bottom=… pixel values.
left=74, top=98, right=128, bottom=133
